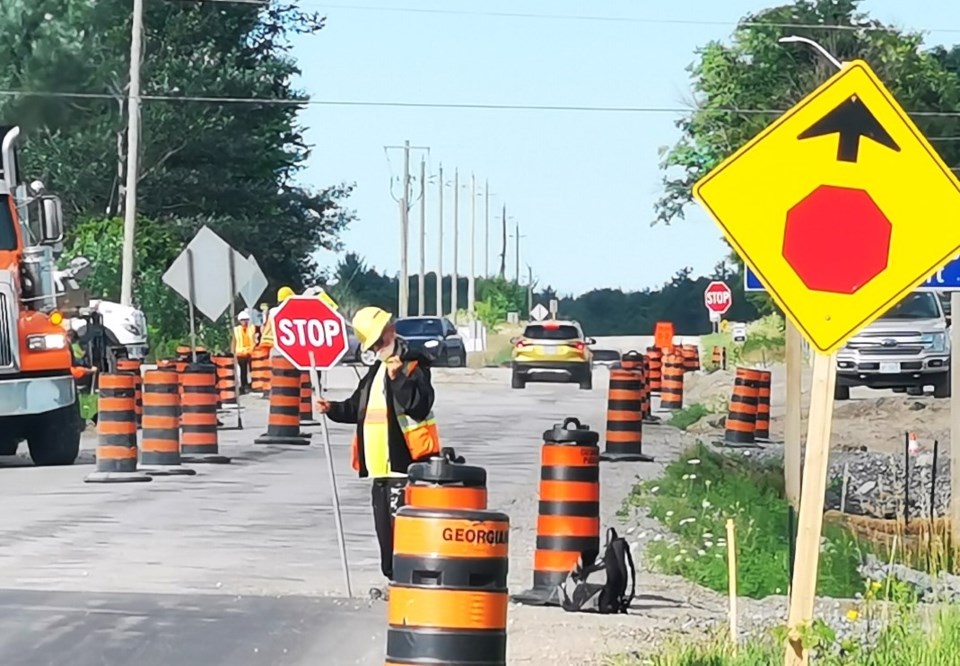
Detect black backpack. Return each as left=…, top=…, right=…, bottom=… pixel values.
left=558, top=527, right=636, bottom=614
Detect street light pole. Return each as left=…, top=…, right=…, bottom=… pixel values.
left=119, top=0, right=145, bottom=306
left=418, top=157, right=426, bottom=316
left=452, top=168, right=459, bottom=317
left=778, top=36, right=844, bottom=70
left=484, top=180, right=490, bottom=278
left=436, top=164, right=443, bottom=317
left=468, top=173, right=476, bottom=315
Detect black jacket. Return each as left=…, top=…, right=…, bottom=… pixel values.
left=326, top=340, right=435, bottom=478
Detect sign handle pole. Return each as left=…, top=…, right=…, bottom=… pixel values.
left=784, top=351, right=837, bottom=666
left=309, top=351, right=353, bottom=598
left=186, top=248, right=198, bottom=363
left=950, top=292, right=960, bottom=544
left=227, top=249, right=244, bottom=429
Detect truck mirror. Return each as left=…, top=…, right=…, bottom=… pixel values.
left=40, top=195, right=64, bottom=244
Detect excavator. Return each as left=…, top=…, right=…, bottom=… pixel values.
left=0, top=125, right=84, bottom=465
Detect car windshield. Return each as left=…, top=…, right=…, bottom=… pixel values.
left=396, top=318, right=444, bottom=337
left=880, top=293, right=940, bottom=320
left=524, top=324, right=581, bottom=340
left=592, top=349, right=620, bottom=361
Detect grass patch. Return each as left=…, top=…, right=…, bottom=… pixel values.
left=78, top=392, right=98, bottom=422
left=608, top=602, right=960, bottom=665
left=667, top=403, right=713, bottom=430
left=623, top=443, right=863, bottom=599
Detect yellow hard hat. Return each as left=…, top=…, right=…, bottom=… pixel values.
left=277, top=286, right=295, bottom=302
left=352, top=306, right=392, bottom=351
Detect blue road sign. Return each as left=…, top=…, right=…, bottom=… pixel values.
left=744, top=260, right=960, bottom=292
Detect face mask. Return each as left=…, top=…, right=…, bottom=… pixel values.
left=377, top=339, right=396, bottom=361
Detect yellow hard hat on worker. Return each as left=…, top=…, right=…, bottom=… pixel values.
left=352, top=306, right=392, bottom=351
left=277, top=286, right=295, bottom=302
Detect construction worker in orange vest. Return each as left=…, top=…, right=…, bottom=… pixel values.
left=258, top=286, right=295, bottom=355
left=231, top=311, right=256, bottom=392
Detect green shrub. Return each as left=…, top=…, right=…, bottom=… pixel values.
left=624, top=443, right=863, bottom=599
left=667, top=403, right=713, bottom=430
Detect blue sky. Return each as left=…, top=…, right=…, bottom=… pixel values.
left=291, top=0, right=959, bottom=296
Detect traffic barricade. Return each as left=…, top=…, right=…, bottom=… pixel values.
left=720, top=367, right=760, bottom=448
left=681, top=344, right=700, bottom=372
left=756, top=370, right=772, bottom=441
left=645, top=347, right=663, bottom=393
left=255, top=355, right=311, bottom=445
left=514, top=417, right=599, bottom=606
left=140, top=369, right=196, bottom=476
left=214, top=354, right=239, bottom=410
left=601, top=368, right=653, bottom=462
left=711, top=345, right=727, bottom=370
left=659, top=353, right=685, bottom=410
left=180, top=363, right=231, bottom=463
left=251, top=347, right=271, bottom=397
left=387, top=506, right=509, bottom=666
left=116, top=358, right=142, bottom=428
left=85, top=373, right=151, bottom=483
left=405, top=447, right=487, bottom=510
left=620, top=350, right=642, bottom=371
left=299, top=371, right=321, bottom=426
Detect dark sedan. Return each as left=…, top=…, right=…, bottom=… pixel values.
left=395, top=316, right=467, bottom=367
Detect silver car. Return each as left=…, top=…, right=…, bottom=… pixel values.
left=344, top=324, right=376, bottom=367
left=836, top=291, right=950, bottom=399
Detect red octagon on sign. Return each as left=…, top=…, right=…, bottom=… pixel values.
left=704, top=281, right=732, bottom=315
left=272, top=295, right=349, bottom=370
left=783, top=185, right=891, bottom=295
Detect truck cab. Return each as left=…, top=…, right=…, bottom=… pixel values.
left=835, top=291, right=950, bottom=400
left=0, top=126, right=83, bottom=465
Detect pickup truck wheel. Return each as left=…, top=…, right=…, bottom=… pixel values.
left=906, top=386, right=924, bottom=397
left=27, top=402, right=82, bottom=467
left=511, top=372, right=525, bottom=389
left=834, top=385, right=850, bottom=401
left=579, top=372, right=593, bottom=391
left=934, top=373, right=951, bottom=399
left=0, top=437, right=20, bottom=456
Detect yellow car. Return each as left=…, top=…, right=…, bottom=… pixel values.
left=510, top=320, right=595, bottom=390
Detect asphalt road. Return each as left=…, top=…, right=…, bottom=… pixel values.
left=0, top=365, right=636, bottom=665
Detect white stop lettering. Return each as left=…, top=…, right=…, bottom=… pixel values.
left=278, top=318, right=342, bottom=347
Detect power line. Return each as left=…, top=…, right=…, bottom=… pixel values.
left=4, top=88, right=960, bottom=121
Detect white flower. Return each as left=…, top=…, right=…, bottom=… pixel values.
left=682, top=474, right=691, bottom=480
left=715, top=552, right=723, bottom=559
left=650, top=486, right=660, bottom=494
left=44, top=13, right=54, bottom=21
left=776, top=588, right=782, bottom=594
left=703, top=532, right=714, bottom=539
left=698, top=550, right=707, bottom=557
left=704, top=541, right=714, bottom=548
left=666, top=510, right=675, bottom=517
left=688, top=458, right=701, bottom=465
left=654, top=534, right=664, bottom=542
left=654, top=554, right=662, bottom=562
left=679, top=549, right=688, bottom=555
left=689, top=474, right=697, bottom=480
left=679, top=517, right=695, bottom=526
left=702, top=499, right=712, bottom=509
left=674, top=555, right=683, bottom=562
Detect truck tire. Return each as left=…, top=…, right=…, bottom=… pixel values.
left=579, top=372, right=593, bottom=391
left=27, top=402, right=82, bottom=467
left=0, top=437, right=19, bottom=456
left=934, top=373, right=951, bottom=399
left=511, top=372, right=525, bottom=389
left=834, top=385, right=850, bottom=401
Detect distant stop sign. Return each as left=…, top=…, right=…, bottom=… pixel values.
left=272, top=296, right=348, bottom=370
left=704, top=281, right=732, bottom=316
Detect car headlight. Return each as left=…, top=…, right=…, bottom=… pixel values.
left=27, top=333, right=67, bottom=351
left=922, top=333, right=947, bottom=352
left=424, top=340, right=440, bottom=348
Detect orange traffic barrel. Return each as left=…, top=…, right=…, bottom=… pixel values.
left=712, top=345, right=727, bottom=370
left=214, top=354, right=239, bottom=410
left=405, top=447, right=487, bottom=510
left=722, top=367, right=760, bottom=447
left=601, top=367, right=653, bottom=463
left=681, top=344, right=700, bottom=372
left=116, top=358, right=143, bottom=428
left=299, top=371, right=320, bottom=426
left=157, top=358, right=176, bottom=370
left=180, top=363, right=231, bottom=464
left=514, top=417, right=599, bottom=606
left=659, top=353, right=684, bottom=410
left=140, top=369, right=196, bottom=476
left=645, top=347, right=662, bottom=393
left=756, top=370, right=772, bottom=441
left=85, top=373, right=151, bottom=483
left=387, top=506, right=509, bottom=666
left=251, top=347, right=271, bottom=397
left=255, top=355, right=311, bottom=445
left=620, top=350, right=642, bottom=371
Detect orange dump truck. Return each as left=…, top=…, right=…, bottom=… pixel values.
left=0, top=125, right=83, bottom=465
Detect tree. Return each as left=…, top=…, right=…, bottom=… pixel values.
left=0, top=1, right=356, bottom=292
left=655, top=0, right=960, bottom=225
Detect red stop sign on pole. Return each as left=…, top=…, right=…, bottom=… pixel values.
left=272, top=296, right=349, bottom=370
left=704, top=281, right=733, bottom=316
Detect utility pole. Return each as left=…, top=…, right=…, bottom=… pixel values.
left=514, top=220, right=521, bottom=283
left=499, top=204, right=507, bottom=279
left=484, top=180, right=490, bottom=278
left=452, top=168, right=459, bottom=317
left=119, top=0, right=145, bottom=306
left=527, top=265, right=534, bottom=318
left=418, top=157, right=426, bottom=316
left=384, top=140, right=429, bottom=318
left=468, top=173, right=476, bottom=315
left=436, top=164, right=443, bottom=317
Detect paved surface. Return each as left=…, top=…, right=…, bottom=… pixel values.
left=2, top=365, right=673, bottom=664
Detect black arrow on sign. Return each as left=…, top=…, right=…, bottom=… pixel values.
left=797, top=95, right=900, bottom=163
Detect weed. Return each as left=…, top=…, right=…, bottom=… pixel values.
left=667, top=403, right=713, bottom=430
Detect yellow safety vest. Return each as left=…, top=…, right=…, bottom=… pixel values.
left=259, top=308, right=277, bottom=348
left=233, top=324, right=255, bottom=356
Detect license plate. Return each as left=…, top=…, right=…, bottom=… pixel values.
left=879, top=362, right=900, bottom=374
left=541, top=346, right=556, bottom=355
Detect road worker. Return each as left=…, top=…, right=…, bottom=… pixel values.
left=258, top=286, right=295, bottom=355
left=232, top=311, right=255, bottom=392
left=316, top=306, right=440, bottom=600
left=67, top=329, right=96, bottom=387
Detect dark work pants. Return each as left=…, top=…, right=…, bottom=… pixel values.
left=237, top=355, right=251, bottom=390
left=371, top=477, right=407, bottom=580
